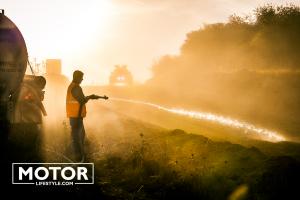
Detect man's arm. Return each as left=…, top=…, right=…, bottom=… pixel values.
left=71, top=85, right=89, bottom=105
left=89, top=94, right=109, bottom=100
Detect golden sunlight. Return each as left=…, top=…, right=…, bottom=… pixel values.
left=26, top=0, right=115, bottom=59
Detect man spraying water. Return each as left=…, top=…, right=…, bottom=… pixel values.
left=66, top=70, right=108, bottom=162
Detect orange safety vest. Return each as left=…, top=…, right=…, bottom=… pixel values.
left=66, top=82, right=86, bottom=118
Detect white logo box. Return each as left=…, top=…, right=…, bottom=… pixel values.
left=12, top=163, right=94, bottom=185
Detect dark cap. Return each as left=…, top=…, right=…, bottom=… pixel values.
left=35, top=76, right=46, bottom=89
left=73, top=70, right=84, bottom=80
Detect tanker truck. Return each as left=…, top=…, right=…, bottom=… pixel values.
left=0, top=9, right=46, bottom=162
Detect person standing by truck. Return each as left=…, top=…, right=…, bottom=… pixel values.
left=66, top=70, right=108, bottom=162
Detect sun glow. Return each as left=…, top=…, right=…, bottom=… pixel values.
left=23, top=0, right=114, bottom=59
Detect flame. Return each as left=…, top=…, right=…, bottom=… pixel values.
left=110, top=97, right=286, bottom=142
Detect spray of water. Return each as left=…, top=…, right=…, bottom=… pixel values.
left=110, top=97, right=285, bottom=142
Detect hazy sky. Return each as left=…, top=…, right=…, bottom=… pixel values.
left=1, top=0, right=299, bottom=84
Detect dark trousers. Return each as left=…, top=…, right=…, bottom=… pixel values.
left=69, top=117, right=85, bottom=161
